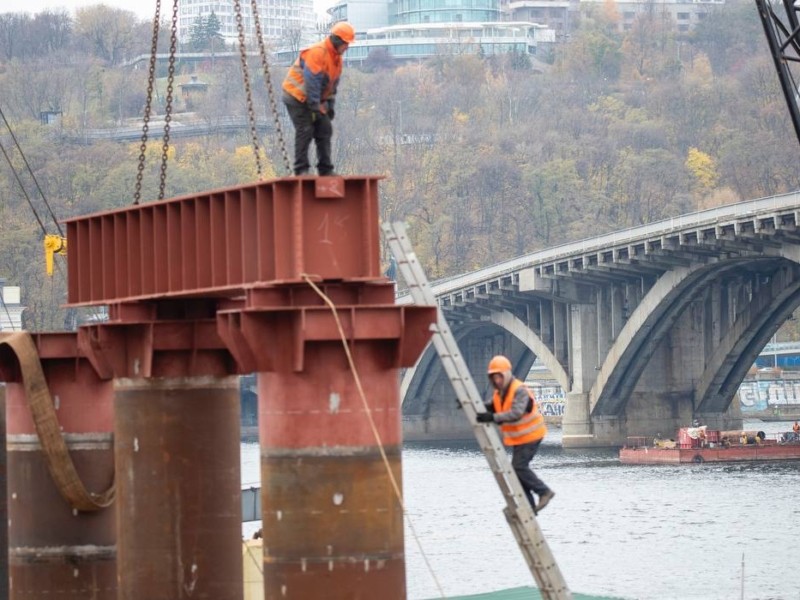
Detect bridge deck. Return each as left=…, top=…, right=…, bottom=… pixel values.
left=399, top=189, right=800, bottom=304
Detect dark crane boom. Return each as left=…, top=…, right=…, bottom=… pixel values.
left=757, top=0, right=800, bottom=144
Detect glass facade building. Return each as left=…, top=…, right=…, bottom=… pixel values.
left=389, top=0, right=502, bottom=25
left=338, top=21, right=553, bottom=62
left=328, top=0, right=390, bottom=32
left=307, top=0, right=557, bottom=65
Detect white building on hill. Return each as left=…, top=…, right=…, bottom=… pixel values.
left=0, top=282, right=24, bottom=331
left=177, top=0, right=317, bottom=47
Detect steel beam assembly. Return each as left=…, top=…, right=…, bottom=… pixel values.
left=0, top=176, right=435, bottom=599
left=65, top=177, right=382, bottom=305
left=217, top=281, right=433, bottom=597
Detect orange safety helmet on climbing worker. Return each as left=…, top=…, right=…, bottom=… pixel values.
left=282, top=25, right=349, bottom=109
left=492, top=379, right=547, bottom=446
left=487, top=355, right=512, bottom=375
left=330, top=21, right=356, bottom=44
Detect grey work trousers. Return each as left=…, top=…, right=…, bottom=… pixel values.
left=511, top=439, right=550, bottom=506
left=283, top=94, right=334, bottom=176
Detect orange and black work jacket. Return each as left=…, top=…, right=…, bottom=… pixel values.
left=282, top=37, right=342, bottom=111
left=492, top=378, right=546, bottom=446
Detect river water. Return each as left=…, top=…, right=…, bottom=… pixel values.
left=241, top=420, right=800, bottom=600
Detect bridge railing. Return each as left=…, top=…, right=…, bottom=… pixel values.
left=399, top=189, right=800, bottom=301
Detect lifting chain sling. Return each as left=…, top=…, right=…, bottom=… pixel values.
left=133, top=0, right=179, bottom=205
left=234, top=0, right=266, bottom=180
left=135, top=0, right=292, bottom=203
left=159, top=0, right=180, bottom=199
left=132, top=0, right=161, bottom=205
left=248, top=0, right=293, bottom=174
left=234, top=0, right=293, bottom=176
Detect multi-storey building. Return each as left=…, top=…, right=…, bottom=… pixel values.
left=320, top=0, right=556, bottom=63
left=344, top=21, right=554, bottom=62
left=177, top=0, right=317, bottom=47
left=579, top=0, right=723, bottom=33
left=508, top=0, right=577, bottom=39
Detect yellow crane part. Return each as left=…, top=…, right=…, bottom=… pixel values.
left=43, top=234, right=67, bottom=276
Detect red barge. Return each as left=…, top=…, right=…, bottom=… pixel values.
left=619, top=427, right=800, bottom=464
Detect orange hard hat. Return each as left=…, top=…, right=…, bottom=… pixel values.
left=487, top=355, right=512, bottom=375
left=331, top=21, right=356, bottom=44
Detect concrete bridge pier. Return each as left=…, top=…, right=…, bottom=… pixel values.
left=564, top=297, right=745, bottom=447
left=561, top=392, right=595, bottom=447
left=563, top=390, right=743, bottom=448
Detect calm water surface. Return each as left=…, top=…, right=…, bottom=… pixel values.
left=241, top=420, right=800, bottom=600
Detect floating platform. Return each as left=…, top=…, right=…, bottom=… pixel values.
left=620, top=427, right=800, bottom=464
left=620, top=443, right=800, bottom=464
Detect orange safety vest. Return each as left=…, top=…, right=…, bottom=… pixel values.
left=492, top=379, right=546, bottom=446
left=282, top=38, right=342, bottom=105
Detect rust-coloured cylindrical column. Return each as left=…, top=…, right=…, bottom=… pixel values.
left=259, top=341, right=405, bottom=599
left=0, top=384, right=8, bottom=599
left=6, top=360, right=115, bottom=599
left=114, top=376, right=242, bottom=600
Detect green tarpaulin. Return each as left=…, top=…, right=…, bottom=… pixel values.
left=430, top=587, right=625, bottom=600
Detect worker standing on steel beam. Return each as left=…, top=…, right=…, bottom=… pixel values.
left=282, top=21, right=355, bottom=176
left=477, top=355, right=555, bottom=513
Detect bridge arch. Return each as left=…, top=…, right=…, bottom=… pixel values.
left=695, top=262, right=800, bottom=413
left=486, top=310, right=569, bottom=393
left=400, top=311, right=560, bottom=412
left=591, top=250, right=800, bottom=417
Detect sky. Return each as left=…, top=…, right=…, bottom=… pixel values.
left=0, top=0, right=334, bottom=20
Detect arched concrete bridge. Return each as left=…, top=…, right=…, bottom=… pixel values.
left=399, top=191, right=800, bottom=447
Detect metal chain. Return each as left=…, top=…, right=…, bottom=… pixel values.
left=249, top=0, right=292, bottom=174
left=158, top=0, right=179, bottom=200
left=234, top=0, right=264, bottom=180
left=133, top=0, right=161, bottom=205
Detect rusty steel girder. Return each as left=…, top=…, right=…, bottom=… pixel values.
left=64, top=177, right=382, bottom=306
left=217, top=282, right=435, bottom=374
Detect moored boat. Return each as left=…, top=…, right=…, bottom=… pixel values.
left=619, top=426, right=800, bottom=464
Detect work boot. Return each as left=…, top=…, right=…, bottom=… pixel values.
left=294, top=169, right=309, bottom=176
left=536, top=490, right=555, bottom=513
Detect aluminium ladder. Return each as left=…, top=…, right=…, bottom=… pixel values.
left=383, top=221, right=571, bottom=600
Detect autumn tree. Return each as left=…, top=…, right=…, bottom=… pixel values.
left=74, top=5, right=139, bottom=65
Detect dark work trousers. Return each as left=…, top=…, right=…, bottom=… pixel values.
left=283, top=94, right=334, bottom=175
left=511, top=439, right=549, bottom=507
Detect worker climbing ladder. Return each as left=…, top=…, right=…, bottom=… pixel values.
left=383, top=221, right=572, bottom=600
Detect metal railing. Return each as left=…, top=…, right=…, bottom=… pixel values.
left=63, top=116, right=277, bottom=144
left=398, top=189, right=800, bottom=302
